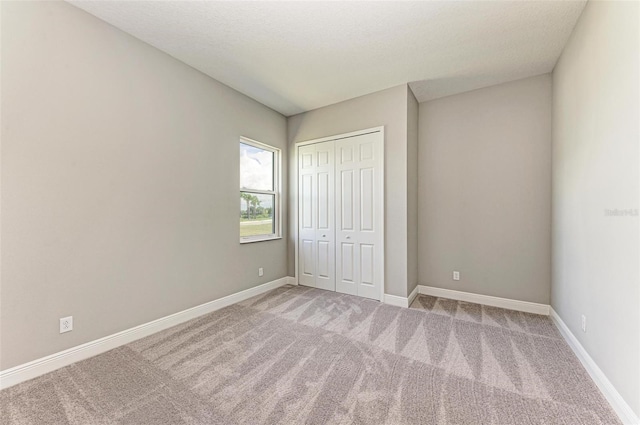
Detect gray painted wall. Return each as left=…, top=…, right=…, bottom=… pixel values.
left=406, top=88, right=419, bottom=296
left=1, top=1, right=287, bottom=369
left=287, top=86, right=412, bottom=298
left=552, top=0, right=639, bottom=416
left=418, top=74, right=552, bottom=304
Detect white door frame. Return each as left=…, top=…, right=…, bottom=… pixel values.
left=293, top=126, right=385, bottom=302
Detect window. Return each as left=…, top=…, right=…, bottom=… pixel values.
left=240, top=137, right=280, bottom=243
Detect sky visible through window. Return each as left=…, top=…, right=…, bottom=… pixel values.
left=240, top=143, right=274, bottom=211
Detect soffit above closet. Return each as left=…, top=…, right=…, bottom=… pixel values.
left=67, top=1, right=586, bottom=116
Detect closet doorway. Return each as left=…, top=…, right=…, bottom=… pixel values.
left=295, top=127, right=384, bottom=301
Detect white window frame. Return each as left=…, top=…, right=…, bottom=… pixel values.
left=239, top=137, right=281, bottom=244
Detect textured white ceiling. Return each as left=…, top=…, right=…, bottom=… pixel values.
left=68, top=1, right=586, bottom=116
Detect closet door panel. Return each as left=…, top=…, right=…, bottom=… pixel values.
left=298, top=141, right=335, bottom=291
left=298, top=144, right=317, bottom=287
left=335, top=132, right=383, bottom=300
left=314, top=142, right=335, bottom=292
left=335, top=137, right=360, bottom=296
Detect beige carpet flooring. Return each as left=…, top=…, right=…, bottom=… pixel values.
left=0, top=285, right=620, bottom=424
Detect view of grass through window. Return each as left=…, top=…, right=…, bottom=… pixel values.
left=240, top=141, right=276, bottom=239
left=240, top=192, right=274, bottom=237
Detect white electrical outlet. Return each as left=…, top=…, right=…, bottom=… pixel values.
left=453, top=271, right=460, bottom=281
left=581, top=315, right=587, bottom=332
left=258, top=267, right=264, bottom=277
left=60, top=316, right=73, bottom=334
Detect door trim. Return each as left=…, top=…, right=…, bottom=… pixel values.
left=293, top=126, right=385, bottom=302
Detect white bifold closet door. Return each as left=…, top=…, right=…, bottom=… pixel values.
left=298, top=130, right=383, bottom=300
left=298, top=141, right=335, bottom=291
left=334, top=132, right=383, bottom=300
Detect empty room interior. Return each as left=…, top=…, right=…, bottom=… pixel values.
left=1, top=0, right=639, bottom=424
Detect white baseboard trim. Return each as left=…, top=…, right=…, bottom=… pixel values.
left=383, top=293, right=407, bottom=307
left=550, top=308, right=639, bottom=425
left=0, top=276, right=293, bottom=391
left=417, top=285, right=550, bottom=315
left=408, top=285, right=419, bottom=307
left=383, top=286, right=418, bottom=308
left=286, top=276, right=298, bottom=286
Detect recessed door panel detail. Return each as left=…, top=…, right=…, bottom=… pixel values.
left=318, top=172, right=330, bottom=230
left=318, top=150, right=330, bottom=167
left=341, top=147, right=353, bottom=164
left=302, top=240, right=314, bottom=276
left=360, top=143, right=374, bottom=161
left=318, top=241, right=330, bottom=278
left=301, top=174, right=313, bottom=229
left=341, top=170, right=354, bottom=231
left=302, top=153, right=313, bottom=169
left=340, top=243, right=355, bottom=282
left=299, top=131, right=382, bottom=301
left=361, top=168, right=374, bottom=231
left=360, top=244, right=374, bottom=285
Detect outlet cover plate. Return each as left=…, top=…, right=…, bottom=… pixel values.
left=60, top=316, right=73, bottom=334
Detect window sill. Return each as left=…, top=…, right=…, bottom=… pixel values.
left=240, top=236, right=282, bottom=244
